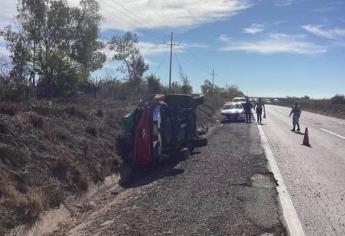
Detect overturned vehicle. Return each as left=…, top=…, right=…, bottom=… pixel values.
left=118, top=94, right=208, bottom=169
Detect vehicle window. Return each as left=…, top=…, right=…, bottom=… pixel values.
left=223, top=104, right=242, bottom=109
left=223, top=105, right=234, bottom=109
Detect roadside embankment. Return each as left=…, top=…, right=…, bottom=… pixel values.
left=0, top=94, right=220, bottom=234
left=0, top=97, right=132, bottom=234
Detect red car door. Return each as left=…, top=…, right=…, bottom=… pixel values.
left=133, top=105, right=153, bottom=165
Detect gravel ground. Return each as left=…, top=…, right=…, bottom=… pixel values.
left=57, top=121, right=286, bottom=236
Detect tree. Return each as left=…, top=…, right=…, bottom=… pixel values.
left=201, top=80, right=215, bottom=95
left=71, top=0, right=105, bottom=79
left=37, top=50, right=84, bottom=97
left=222, top=85, right=244, bottom=99
left=146, top=74, right=162, bottom=94
left=1, top=0, right=105, bottom=98
left=331, top=95, right=345, bottom=105
left=0, top=26, right=31, bottom=84
left=17, top=0, right=47, bottom=87
left=109, top=32, right=149, bottom=91
left=180, top=71, right=192, bottom=95
left=201, top=79, right=243, bottom=100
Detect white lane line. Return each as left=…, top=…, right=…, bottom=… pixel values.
left=321, top=128, right=345, bottom=140
left=255, top=119, right=306, bottom=236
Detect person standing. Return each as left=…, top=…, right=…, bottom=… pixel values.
left=289, top=102, right=301, bottom=132
left=254, top=98, right=265, bottom=124
left=243, top=98, right=253, bottom=123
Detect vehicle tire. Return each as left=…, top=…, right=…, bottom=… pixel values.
left=188, top=144, right=195, bottom=154
left=193, top=137, right=208, bottom=148
left=180, top=148, right=190, bottom=160
left=116, top=134, right=132, bottom=162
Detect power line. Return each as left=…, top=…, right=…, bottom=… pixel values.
left=185, top=49, right=213, bottom=74
left=181, top=50, right=210, bottom=75
left=98, top=0, right=167, bottom=35
left=98, top=0, right=140, bottom=29
left=110, top=0, right=157, bottom=28
left=153, top=54, right=166, bottom=75
left=173, top=50, right=183, bottom=78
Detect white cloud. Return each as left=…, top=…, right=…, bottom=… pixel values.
left=218, top=34, right=231, bottom=42
left=0, top=0, right=17, bottom=29
left=0, top=0, right=253, bottom=31
left=99, top=0, right=253, bottom=30
left=243, top=23, right=265, bottom=34
left=274, top=0, right=295, bottom=6
left=219, top=33, right=327, bottom=55
left=274, top=0, right=303, bottom=7
left=302, top=25, right=345, bottom=40
left=138, top=42, right=172, bottom=56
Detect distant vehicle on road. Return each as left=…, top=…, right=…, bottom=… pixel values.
left=265, top=99, right=272, bottom=104
left=221, top=102, right=246, bottom=122
left=232, top=97, right=247, bottom=104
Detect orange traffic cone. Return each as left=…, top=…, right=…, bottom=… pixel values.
left=302, top=128, right=311, bottom=147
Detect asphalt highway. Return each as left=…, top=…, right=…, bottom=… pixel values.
left=261, top=105, right=345, bottom=236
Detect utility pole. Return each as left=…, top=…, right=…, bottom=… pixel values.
left=167, top=32, right=178, bottom=91
left=210, top=69, right=217, bottom=86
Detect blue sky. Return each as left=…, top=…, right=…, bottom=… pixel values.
left=1, top=0, right=345, bottom=98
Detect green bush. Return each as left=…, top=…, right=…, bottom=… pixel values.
left=37, top=51, right=85, bottom=98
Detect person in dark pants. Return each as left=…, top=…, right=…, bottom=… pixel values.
left=254, top=98, right=265, bottom=124
left=289, top=102, right=301, bottom=132
left=243, top=98, right=253, bottom=123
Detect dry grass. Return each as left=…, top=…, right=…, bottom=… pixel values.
left=0, top=102, right=19, bottom=116
left=96, top=109, right=104, bottom=117
left=64, top=106, right=88, bottom=120
left=54, top=126, right=71, bottom=141
left=51, top=155, right=90, bottom=193
left=22, top=111, right=44, bottom=129
left=22, top=191, right=44, bottom=224
left=44, top=178, right=64, bottom=208
left=85, top=124, right=97, bottom=137
left=2, top=184, right=27, bottom=207
left=0, top=97, right=132, bottom=233
left=0, top=143, right=9, bottom=155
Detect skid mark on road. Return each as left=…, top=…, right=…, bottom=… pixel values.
left=255, top=120, right=306, bottom=236
left=320, top=128, right=345, bottom=141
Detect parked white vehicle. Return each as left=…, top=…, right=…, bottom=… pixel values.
left=221, top=102, right=246, bottom=122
